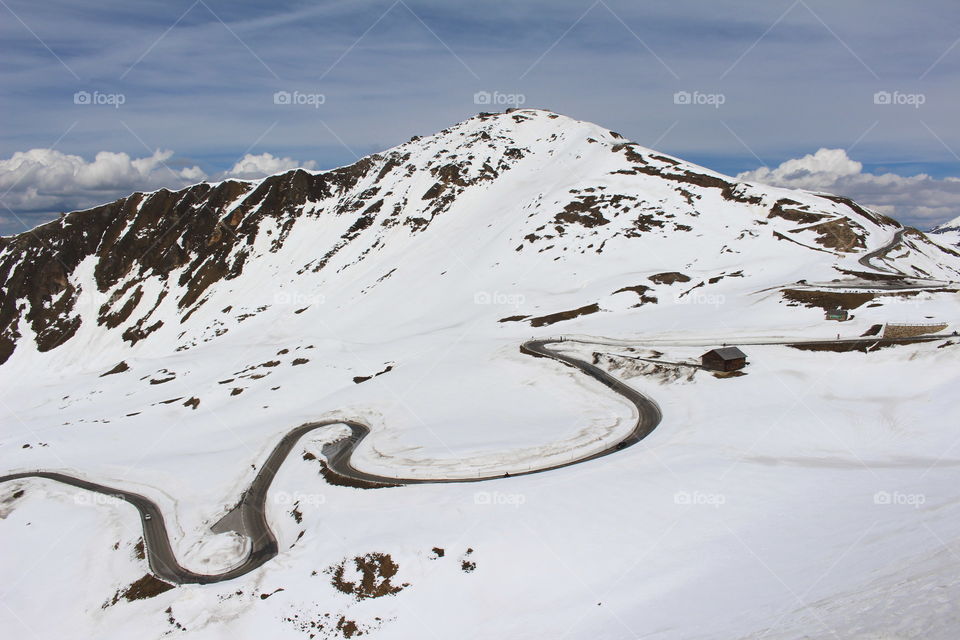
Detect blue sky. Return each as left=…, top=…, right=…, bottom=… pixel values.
left=2, top=0, right=960, bottom=233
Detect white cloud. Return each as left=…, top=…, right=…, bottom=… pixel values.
left=0, top=148, right=319, bottom=233
left=738, top=149, right=960, bottom=229
left=224, top=153, right=316, bottom=179
left=0, top=148, right=204, bottom=214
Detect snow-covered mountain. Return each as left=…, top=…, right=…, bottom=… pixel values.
left=3, top=109, right=960, bottom=639
left=2, top=108, right=958, bottom=368
left=934, top=214, right=960, bottom=232
left=932, top=213, right=960, bottom=249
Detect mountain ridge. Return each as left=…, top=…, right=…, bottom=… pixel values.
left=1, top=108, right=957, bottom=367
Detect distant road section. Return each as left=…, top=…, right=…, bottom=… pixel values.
left=858, top=229, right=907, bottom=273
left=0, top=338, right=662, bottom=585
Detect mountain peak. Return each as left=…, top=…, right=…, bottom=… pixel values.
left=0, top=111, right=957, bottom=367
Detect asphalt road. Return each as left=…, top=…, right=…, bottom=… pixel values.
left=0, top=338, right=662, bottom=585
left=858, top=229, right=907, bottom=273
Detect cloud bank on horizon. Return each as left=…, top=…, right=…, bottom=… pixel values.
left=0, top=149, right=315, bottom=225
left=737, top=149, right=960, bottom=228
left=3, top=142, right=959, bottom=234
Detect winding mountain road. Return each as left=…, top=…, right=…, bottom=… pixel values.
left=1, top=220, right=948, bottom=586
left=858, top=229, right=907, bottom=273
left=0, top=338, right=662, bottom=585
left=3, top=317, right=954, bottom=586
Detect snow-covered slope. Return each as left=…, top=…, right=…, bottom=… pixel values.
left=932, top=213, right=960, bottom=250
left=2, top=109, right=960, bottom=639
left=934, top=214, right=960, bottom=232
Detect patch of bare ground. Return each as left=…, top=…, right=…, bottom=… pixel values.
left=554, top=197, right=612, bottom=228
left=353, top=364, right=393, bottom=384
left=767, top=199, right=828, bottom=225
left=862, top=324, right=882, bottom=337
left=784, top=287, right=949, bottom=312
left=104, top=574, right=174, bottom=607
left=1, top=486, right=25, bottom=517
left=788, top=338, right=933, bottom=353
left=772, top=230, right=835, bottom=254
left=612, top=285, right=657, bottom=306
left=528, top=303, right=600, bottom=327
left=712, top=370, right=746, bottom=378
left=231, top=358, right=284, bottom=380
left=708, top=270, right=743, bottom=284
left=648, top=271, right=690, bottom=285
left=283, top=611, right=384, bottom=638
left=100, top=361, right=129, bottom=377
left=165, top=605, right=187, bottom=632
left=335, top=616, right=363, bottom=638
left=148, top=369, right=176, bottom=384
left=460, top=548, right=477, bottom=573
left=782, top=289, right=877, bottom=310
left=795, top=217, right=867, bottom=252
left=834, top=268, right=906, bottom=282
left=498, top=314, right=529, bottom=323
left=328, top=553, right=408, bottom=600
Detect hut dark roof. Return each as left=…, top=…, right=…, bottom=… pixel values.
left=703, top=347, right=746, bottom=360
